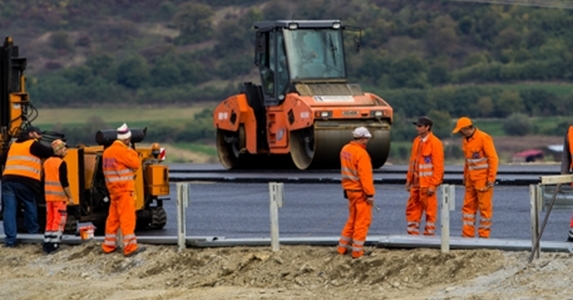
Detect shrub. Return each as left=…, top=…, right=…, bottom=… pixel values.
left=502, top=113, right=532, bottom=136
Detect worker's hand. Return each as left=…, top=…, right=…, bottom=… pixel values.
left=67, top=197, right=74, bottom=205
left=427, top=188, right=435, bottom=196
left=486, top=181, right=494, bottom=188
left=366, top=197, right=374, bottom=205
left=405, top=183, right=411, bottom=192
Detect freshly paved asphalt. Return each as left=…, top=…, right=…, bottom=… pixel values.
left=2, top=163, right=571, bottom=244
left=148, top=182, right=572, bottom=243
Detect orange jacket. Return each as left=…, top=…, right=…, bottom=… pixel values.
left=3, top=139, right=41, bottom=181
left=462, top=129, right=498, bottom=183
left=340, top=141, right=375, bottom=197
left=568, top=126, right=573, bottom=169
left=44, top=157, right=67, bottom=202
left=406, top=132, right=444, bottom=189
left=102, top=140, right=140, bottom=194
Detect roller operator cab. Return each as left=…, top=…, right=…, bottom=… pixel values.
left=0, top=37, right=170, bottom=233
left=213, top=20, right=393, bottom=170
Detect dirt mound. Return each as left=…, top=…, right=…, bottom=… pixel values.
left=0, top=243, right=571, bottom=299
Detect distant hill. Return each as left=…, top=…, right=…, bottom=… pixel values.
left=1, top=0, right=573, bottom=120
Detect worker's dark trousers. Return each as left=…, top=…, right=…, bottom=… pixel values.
left=2, top=181, right=39, bottom=246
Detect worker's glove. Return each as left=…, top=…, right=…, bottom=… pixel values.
left=478, top=182, right=494, bottom=192
left=343, top=190, right=348, bottom=199
left=427, top=188, right=435, bottom=196
left=405, top=183, right=411, bottom=192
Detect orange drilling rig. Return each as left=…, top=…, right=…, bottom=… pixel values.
left=0, top=37, right=169, bottom=233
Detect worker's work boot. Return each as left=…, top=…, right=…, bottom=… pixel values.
left=49, top=243, right=60, bottom=254
left=124, top=246, right=146, bottom=257
left=43, top=242, right=53, bottom=254
left=566, top=230, right=573, bottom=242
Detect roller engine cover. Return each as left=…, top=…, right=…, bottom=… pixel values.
left=95, top=128, right=147, bottom=146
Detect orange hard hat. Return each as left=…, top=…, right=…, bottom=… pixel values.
left=452, top=117, right=473, bottom=134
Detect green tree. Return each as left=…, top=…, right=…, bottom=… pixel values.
left=502, top=113, right=531, bottom=136
left=63, top=66, right=93, bottom=86
left=116, top=55, right=150, bottom=89
left=493, top=27, right=522, bottom=51
left=427, top=85, right=455, bottom=113
left=262, top=0, right=293, bottom=20
left=427, top=109, right=452, bottom=139
left=519, top=89, right=557, bottom=116
left=426, top=16, right=458, bottom=56
left=150, top=57, right=182, bottom=87
left=427, top=64, right=449, bottom=86
left=477, top=96, right=494, bottom=118
left=173, top=2, right=214, bottom=45
left=49, top=31, right=74, bottom=52
left=86, top=53, right=116, bottom=81
left=213, top=18, right=249, bottom=58
left=386, top=55, right=428, bottom=89
left=495, top=90, right=524, bottom=118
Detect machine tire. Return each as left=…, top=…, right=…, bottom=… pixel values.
left=149, top=207, right=167, bottom=229
left=64, top=213, right=78, bottom=234
left=216, top=128, right=245, bottom=169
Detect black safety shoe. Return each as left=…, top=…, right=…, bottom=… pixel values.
left=567, top=230, right=573, bottom=242
left=48, top=243, right=62, bottom=255
left=124, top=246, right=146, bottom=257
left=43, top=243, right=51, bottom=254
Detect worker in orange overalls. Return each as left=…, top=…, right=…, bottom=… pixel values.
left=337, top=126, right=375, bottom=259
left=560, top=125, right=573, bottom=242
left=101, top=123, right=146, bottom=257
left=43, top=139, right=72, bottom=254
left=452, top=117, right=498, bottom=238
left=405, top=116, right=444, bottom=236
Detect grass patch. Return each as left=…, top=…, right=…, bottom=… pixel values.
left=471, top=119, right=505, bottom=136
left=33, top=104, right=217, bottom=127
left=172, top=142, right=217, bottom=156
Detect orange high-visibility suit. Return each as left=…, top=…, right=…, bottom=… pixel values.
left=461, top=129, right=498, bottom=238
left=337, top=141, right=375, bottom=258
left=561, top=126, right=573, bottom=235
left=101, top=140, right=141, bottom=256
left=405, top=132, right=444, bottom=236
left=43, top=156, right=69, bottom=249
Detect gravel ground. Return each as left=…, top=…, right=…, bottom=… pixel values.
left=1, top=242, right=572, bottom=299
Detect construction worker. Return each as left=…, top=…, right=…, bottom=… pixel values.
left=43, top=139, right=72, bottom=254
left=452, top=117, right=499, bottom=238
left=405, top=116, right=444, bottom=236
left=101, top=123, right=146, bottom=257
left=0, top=126, right=54, bottom=248
left=560, top=124, right=573, bottom=242
left=337, top=126, right=375, bottom=259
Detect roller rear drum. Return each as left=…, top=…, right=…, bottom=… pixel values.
left=290, top=121, right=391, bottom=170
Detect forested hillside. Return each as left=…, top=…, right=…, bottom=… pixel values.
left=2, top=0, right=573, bottom=142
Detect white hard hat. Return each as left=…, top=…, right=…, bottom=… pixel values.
left=352, top=126, right=372, bottom=138
left=117, top=123, right=132, bottom=140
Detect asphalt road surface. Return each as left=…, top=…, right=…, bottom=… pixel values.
left=147, top=182, right=572, bottom=243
